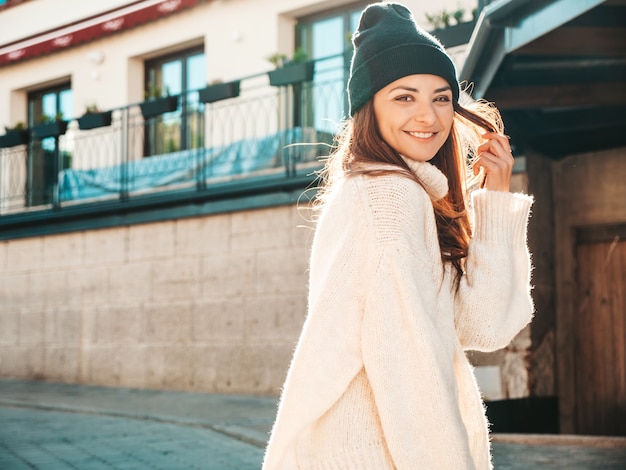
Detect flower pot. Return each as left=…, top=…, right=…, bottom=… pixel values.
left=0, top=128, right=29, bottom=148
left=32, top=120, right=68, bottom=139
left=431, top=20, right=477, bottom=48
left=199, top=81, right=241, bottom=104
left=77, top=110, right=113, bottom=130
left=139, top=96, right=180, bottom=119
left=268, top=61, right=315, bottom=87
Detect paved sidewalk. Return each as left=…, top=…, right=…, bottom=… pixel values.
left=1, top=379, right=625, bottom=469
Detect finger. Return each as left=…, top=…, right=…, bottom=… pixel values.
left=474, top=153, right=504, bottom=175
left=478, top=137, right=513, bottom=160
left=482, top=132, right=512, bottom=152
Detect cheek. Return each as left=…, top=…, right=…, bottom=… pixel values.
left=438, top=108, right=455, bottom=135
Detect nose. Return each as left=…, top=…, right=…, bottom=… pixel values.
left=412, top=101, right=437, bottom=126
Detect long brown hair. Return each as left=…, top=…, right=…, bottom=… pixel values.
left=315, top=95, right=504, bottom=282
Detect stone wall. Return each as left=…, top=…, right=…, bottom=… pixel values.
left=1, top=172, right=534, bottom=397
left=0, top=204, right=313, bottom=395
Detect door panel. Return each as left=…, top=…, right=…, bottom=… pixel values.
left=575, top=232, right=626, bottom=435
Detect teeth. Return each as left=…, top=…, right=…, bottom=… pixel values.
left=408, top=131, right=434, bottom=138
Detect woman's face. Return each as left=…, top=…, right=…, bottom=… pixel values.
left=373, top=74, right=454, bottom=162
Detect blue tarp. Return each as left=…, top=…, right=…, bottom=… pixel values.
left=59, top=128, right=314, bottom=201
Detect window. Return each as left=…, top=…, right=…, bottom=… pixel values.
left=297, top=3, right=365, bottom=133
left=144, top=47, right=205, bottom=156
left=27, top=84, right=73, bottom=206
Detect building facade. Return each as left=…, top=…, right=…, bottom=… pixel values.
left=2, top=0, right=602, bottom=436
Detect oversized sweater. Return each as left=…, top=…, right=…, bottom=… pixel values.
left=263, top=157, right=534, bottom=470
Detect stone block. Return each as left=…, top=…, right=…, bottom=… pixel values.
left=53, top=306, right=82, bottom=344
left=291, top=219, right=315, bottom=253
left=19, top=308, right=45, bottom=344
left=0, top=310, right=19, bottom=344
left=152, top=258, right=202, bottom=301
left=44, top=346, right=79, bottom=382
left=6, top=237, right=44, bottom=272
left=268, top=342, right=296, bottom=394
left=0, top=345, right=44, bottom=378
left=256, top=247, right=308, bottom=295
left=0, top=241, right=6, bottom=272
left=87, top=345, right=121, bottom=386
left=117, top=344, right=147, bottom=389
left=143, top=345, right=195, bottom=390
left=108, top=262, right=152, bottom=301
left=245, top=294, right=306, bottom=342
left=176, top=214, right=230, bottom=256
left=214, top=344, right=273, bottom=394
left=502, top=349, right=530, bottom=399
left=68, top=266, right=109, bottom=303
left=191, top=345, right=218, bottom=392
left=43, top=232, right=83, bottom=269
left=29, top=270, right=69, bottom=306
left=144, top=301, right=192, bottom=343
left=128, top=221, right=176, bottom=261
left=95, top=303, right=143, bottom=344
left=83, top=227, right=127, bottom=266
left=192, top=298, right=245, bottom=343
left=231, top=206, right=292, bottom=251
left=0, top=273, right=28, bottom=308
left=202, top=252, right=256, bottom=297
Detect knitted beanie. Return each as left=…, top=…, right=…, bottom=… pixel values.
left=348, top=2, right=459, bottom=115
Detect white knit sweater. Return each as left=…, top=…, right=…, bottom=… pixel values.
left=263, top=158, right=534, bottom=470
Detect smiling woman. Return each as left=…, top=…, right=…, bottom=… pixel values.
left=263, top=2, right=534, bottom=470
left=373, top=74, right=455, bottom=163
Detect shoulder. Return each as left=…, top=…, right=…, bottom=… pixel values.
left=348, top=171, right=434, bottom=245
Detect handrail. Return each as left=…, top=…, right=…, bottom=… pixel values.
left=0, top=53, right=348, bottom=217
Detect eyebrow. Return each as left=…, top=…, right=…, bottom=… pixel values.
left=390, top=85, right=452, bottom=93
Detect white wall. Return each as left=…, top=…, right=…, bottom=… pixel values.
left=0, top=0, right=476, bottom=128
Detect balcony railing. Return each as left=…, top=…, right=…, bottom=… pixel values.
left=0, top=54, right=349, bottom=217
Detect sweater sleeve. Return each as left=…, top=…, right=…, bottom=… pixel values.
left=454, top=189, right=534, bottom=351
left=362, top=242, right=476, bottom=470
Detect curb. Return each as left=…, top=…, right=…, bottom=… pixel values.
left=492, top=433, right=626, bottom=448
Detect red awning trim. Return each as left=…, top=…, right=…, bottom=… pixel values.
left=0, top=0, right=204, bottom=67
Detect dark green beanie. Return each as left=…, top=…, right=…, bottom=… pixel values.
left=348, top=2, right=459, bottom=115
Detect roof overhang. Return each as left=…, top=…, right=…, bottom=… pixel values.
left=0, top=0, right=205, bottom=68
left=460, top=0, right=626, bottom=159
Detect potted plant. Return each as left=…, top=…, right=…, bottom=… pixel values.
left=32, top=112, right=68, bottom=139
left=267, top=47, right=315, bottom=87
left=425, top=8, right=477, bottom=48
left=77, top=104, right=113, bottom=130
left=0, top=122, right=29, bottom=148
left=139, top=85, right=179, bottom=119
left=198, top=79, right=241, bottom=104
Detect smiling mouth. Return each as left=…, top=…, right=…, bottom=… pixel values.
left=407, top=131, right=436, bottom=139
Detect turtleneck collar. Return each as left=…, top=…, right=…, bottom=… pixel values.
left=400, top=155, right=449, bottom=201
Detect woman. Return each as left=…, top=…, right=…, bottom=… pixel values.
left=263, top=2, right=534, bottom=469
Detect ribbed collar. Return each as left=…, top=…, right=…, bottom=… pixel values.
left=401, top=155, right=449, bottom=201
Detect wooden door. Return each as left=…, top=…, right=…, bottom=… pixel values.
left=574, top=226, right=626, bottom=436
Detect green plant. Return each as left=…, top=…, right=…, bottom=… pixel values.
left=84, top=103, right=100, bottom=114
left=38, top=112, right=64, bottom=124
left=5, top=121, right=26, bottom=132
left=425, top=11, right=444, bottom=29
left=144, top=84, right=171, bottom=100
left=452, top=7, right=465, bottom=24
left=425, top=8, right=460, bottom=29
left=441, top=9, right=451, bottom=27
left=266, top=47, right=308, bottom=69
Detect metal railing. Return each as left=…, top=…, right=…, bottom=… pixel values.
left=0, top=54, right=348, bottom=217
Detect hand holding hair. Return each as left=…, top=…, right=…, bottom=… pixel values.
left=474, top=132, right=514, bottom=192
